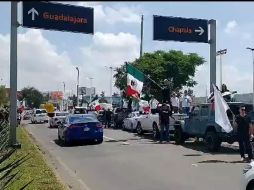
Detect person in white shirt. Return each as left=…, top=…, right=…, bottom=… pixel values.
left=149, top=95, right=159, bottom=114
left=181, top=90, right=192, bottom=115
left=170, top=92, right=179, bottom=113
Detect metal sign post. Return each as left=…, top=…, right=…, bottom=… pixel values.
left=216, top=49, right=227, bottom=90
left=209, top=20, right=216, bottom=93
left=9, top=2, right=20, bottom=147
left=153, top=15, right=216, bottom=93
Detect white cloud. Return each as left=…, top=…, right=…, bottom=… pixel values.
left=192, top=62, right=252, bottom=97
left=224, top=20, right=238, bottom=34
left=0, top=30, right=77, bottom=93
left=80, top=32, right=140, bottom=96
left=0, top=29, right=139, bottom=97
left=77, top=2, right=140, bottom=25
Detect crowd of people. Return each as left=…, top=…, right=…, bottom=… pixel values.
left=149, top=89, right=194, bottom=116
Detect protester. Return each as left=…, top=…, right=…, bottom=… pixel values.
left=158, top=101, right=172, bottom=143
left=181, top=90, right=192, bottom=115
left=221, top=84, right=231, bottom=102
left=105, top=108, right=112, bottom=128
left=149, top=95, right=159, bottom=114
left=171, top=92, right=179, bottom=113
left=235, top=105, right=253, bottom=162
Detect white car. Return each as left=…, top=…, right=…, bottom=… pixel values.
left=136, top=113, right=187, bottom=140
left=241, top=161, right=254, bottom=190
left=31, top=109, right=48, bottom=124
left=122, top=111, right=141, bottom=132
left=49, top=111, right=69, bottom=128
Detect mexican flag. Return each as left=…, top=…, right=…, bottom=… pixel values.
left=126, top=64, right=145, bottom=99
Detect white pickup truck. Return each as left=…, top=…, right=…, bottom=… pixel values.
left=135, top=113, right=187, bottom=140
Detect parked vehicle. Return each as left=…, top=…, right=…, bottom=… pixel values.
left=49, top=111, right=69, bottom=128
left=173, top=102, right=254, bottom=152
left=241, top=161, right=254, bottom=190
left=122, top=111, right=141, bottom=132
left=58, top=114, right=103, bottom=145
left=23, top=111, right=32, bottom=120
left=31, top=109, right=48, bottom=124
left=135, top=112, right=187, bottom=140
left=113, top=108, right=129, bottom=129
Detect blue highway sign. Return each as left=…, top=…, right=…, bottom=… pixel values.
left=23, top=1, right=94, bottom=34
left=153, top=15, right=208, bottom=43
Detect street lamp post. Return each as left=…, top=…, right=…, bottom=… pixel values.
left=89, top=77, right=93, bottom=104
left=105, top=66, right=116, bottom=104
left=247, top=47, right=254, bottom=110
left=76, top=67, right=79, bottom=107
left=216, top=49, right=227, bottom=90
left=62, top=82, right=65, bottom=111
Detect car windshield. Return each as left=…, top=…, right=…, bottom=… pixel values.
left=134, top=113, right=140, bottom=117
left=74, top=108, right=87, bottom=114
left=56, top=113, right=68, bottom=116
left=36, top=110, right=47, bottom=114
left=69, top=115, right=98, bottom=124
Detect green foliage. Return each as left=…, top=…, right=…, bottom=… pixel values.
left=114, top=50, right=205, bottom=100
left=0, top=127, right=65, bottom=190
left=20, top=87, right=43, bottom=108
left=0, top=86, right=8, bottom=106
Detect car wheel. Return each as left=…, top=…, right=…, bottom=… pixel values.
left=96, top=138, right=103, bottom=144
left=247, top=181, right=254, bottom=190
left=152, top=123, right=160, bottom=140
left=205, top=131, right=221, bottom=152
left=174, top=126, right=185, bottom=145
left=136, top=123, right=143, bottom=135
left=122, top=123, right=126, bottom=131
left=131, top=123, right=135, bottom=133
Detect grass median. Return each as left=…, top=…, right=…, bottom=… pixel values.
left=0, top=126, right=66, bottom=190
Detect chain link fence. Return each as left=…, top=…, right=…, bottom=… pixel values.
left=0, top=107, right=10, bottom=154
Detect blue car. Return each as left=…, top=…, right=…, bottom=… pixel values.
left=58, top=114, right=103, bottom=145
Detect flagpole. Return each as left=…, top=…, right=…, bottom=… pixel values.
left=125, top=63, right=163, bottom=90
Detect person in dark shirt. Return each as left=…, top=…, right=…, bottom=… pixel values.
left=158, top=101, right=172, bottom=143
left=105, top=108, right=112, bottom=128
left=235, top=105, right=253, bottom=162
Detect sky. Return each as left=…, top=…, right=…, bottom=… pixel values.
left=1, top=1, right=254, bottom=97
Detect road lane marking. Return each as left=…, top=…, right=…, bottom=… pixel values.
left=103, top=136, right=116, bottom=141
left=104, top=136, right=130, bottom=145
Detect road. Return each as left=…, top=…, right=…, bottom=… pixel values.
left=24, top=121, right=245, bottom=190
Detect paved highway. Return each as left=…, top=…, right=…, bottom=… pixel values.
left=24, top=121, right=245, bottom=190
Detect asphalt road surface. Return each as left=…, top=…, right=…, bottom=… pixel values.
left=23, top=121, right=246, bottom=190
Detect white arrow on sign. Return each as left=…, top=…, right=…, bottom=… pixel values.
left=28, top=8, right=39, bottom=21
left=194, top=27, right=204, bottom=36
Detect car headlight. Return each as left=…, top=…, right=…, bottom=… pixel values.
left=243, top=164, right=252, bottom=174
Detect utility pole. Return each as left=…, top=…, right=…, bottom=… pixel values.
left=105, top=66, right=116, bottom=104
left=89, top=77, right=93, bottom=104
left=247, top=47, right=254, bottom=110
left=62, top=82, right=65, bottom=111
left=140, top=15, right=144, bottom=59
left=75, top=67, right=79, bottom=107
left=209, top=19, right=216, bottom=93
left=216, top=49, right=227, bottom=90
left=9, top=2, right=20, bottom=148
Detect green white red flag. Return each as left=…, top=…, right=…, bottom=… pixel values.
left=126, top=64, right=145, bottom=99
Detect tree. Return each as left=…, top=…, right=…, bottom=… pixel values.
left=20, top=87, right=44, bottom=108
left=114, top=50, right=205, bottom=101
left=0, top=86, right=8, bottom=106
